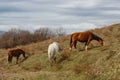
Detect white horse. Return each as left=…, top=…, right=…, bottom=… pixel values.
left=48, top=42, right=62, bottom=65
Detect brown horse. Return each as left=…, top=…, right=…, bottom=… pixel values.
left=8, top=48, right=26, bottom=64
left=70, top=31, right=103, bottom=50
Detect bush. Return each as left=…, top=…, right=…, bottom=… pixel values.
left=0, top=27, right=66, bottom=49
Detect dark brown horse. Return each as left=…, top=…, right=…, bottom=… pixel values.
left=8, top=48, right=26, bottom=64
left=70, top=31, right=103, bottom=50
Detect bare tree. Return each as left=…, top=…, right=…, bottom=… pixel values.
left=34, top=27, right=55, bottom=41
left=0, top=27, right=66, bottom=49
left=55, top=27, right=66, bottom=37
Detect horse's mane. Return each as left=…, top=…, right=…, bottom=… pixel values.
left=9, top=48, right=21, bottom=52
left=92, top=33, right=103, bottom=41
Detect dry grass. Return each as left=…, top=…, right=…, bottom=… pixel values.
left=73, top=62, right=92, bottom=74
left=0, top=23, right=120, bottom=80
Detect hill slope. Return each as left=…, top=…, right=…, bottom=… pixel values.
left=0, top=23, right=120, bottom=80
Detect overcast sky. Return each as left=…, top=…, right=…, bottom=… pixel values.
left=0, top=0, right=120, bottom=34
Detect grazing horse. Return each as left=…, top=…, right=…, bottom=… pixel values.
left=70, top=31, right=103, bottom=50
left=48, top=42, right=62, bottom=65
left=8, top=48, right=26, bottom=64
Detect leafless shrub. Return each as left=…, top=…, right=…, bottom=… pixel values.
left=34, top=27, right=55, bottom=41
left=0, top=28, right=34, bottom=48
left=0, top=27, right=66, bottom=49
left=55, top=27, right=66, bottom=37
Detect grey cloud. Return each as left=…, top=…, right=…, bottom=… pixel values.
left=0, top=0, right=119, bottom=33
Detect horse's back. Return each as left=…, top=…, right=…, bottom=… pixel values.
left=48, top=42, right=59, bottom=53
left=71, top=31, right=93, bottom=42
left=48, top=42, right=61, bottom=58
left=8, top=48, right=25, bottom=56
left=48, top=43, right=54, bottom=54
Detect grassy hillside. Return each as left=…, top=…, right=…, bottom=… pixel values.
left=0, top=23, right=120, bottom=80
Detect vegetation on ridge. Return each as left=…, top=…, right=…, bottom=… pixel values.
left=0, top=23, right=120, bottom=80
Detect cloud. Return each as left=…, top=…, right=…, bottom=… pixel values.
left=101, top=10, right=120, bottom=15
left=61, top=23, right=97, bottom=34
left=57, top=0, right=99, bottom=8
left=0, top=22, right=97, bottom=34
left=33, top=25, right=48, bottom=30
left=0, top=0, right=120, bottom=34
left=0, top=25, right=19, bottom=31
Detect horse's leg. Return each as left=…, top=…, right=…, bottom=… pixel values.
left=70, top=38, right=75, bottom=50
left=49, top=54, right=54, bottom=66
left=23, top=53, right=26, bottom=58
left=50, top=57, right=56, bottom=66
left=10, top=56, right=13, bottom=63
left=8, top=55, right=12, bottom=63
left=53, top=57, right=56, bottom=62
left=85, top=42, right=88, bottom=51
left=22, top=53, right=26, bottom=59
left=53, top=53, right=56, bottom=62
left=74, top=41, right=77, bottom=49
left=70, top=42, right=73, bottom=50
left=49, top=58, right=53, bottom=66
left=16, top=56, right=19, bottom=64
left=85, top=40, right=91, bottom=51
left=85, top=45, right=88, bottom=51
left=70, top=40, right=77, bottom=50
